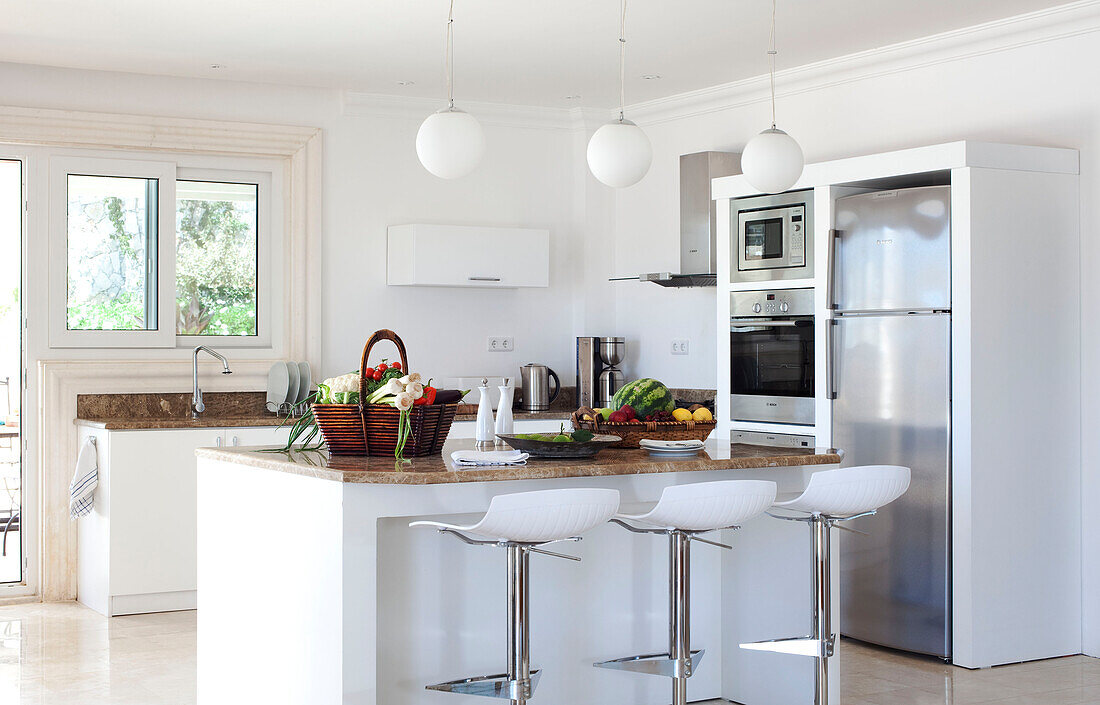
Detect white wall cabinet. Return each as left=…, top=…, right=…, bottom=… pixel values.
left=76, top=425, right=290, bottom=616
left=387, top=224, right=550, bottom=288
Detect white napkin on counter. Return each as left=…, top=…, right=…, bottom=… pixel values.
left=451, top=450, right=530, bottom=467
left=69, top=438, right=99, bottom=519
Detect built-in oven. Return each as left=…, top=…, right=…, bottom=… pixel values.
left=730, top=288, right=815, bottom=425
left=732, top=190, right=814, bottom=283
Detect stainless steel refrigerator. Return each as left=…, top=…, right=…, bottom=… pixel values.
left=830, top=186, right=952, bottom=659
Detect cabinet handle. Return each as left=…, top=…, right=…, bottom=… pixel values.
left=232, top=436, right=239, bottom=447
left=215, top=436, right=223, bottom=447
left=468, top=276, right=502, bottom=282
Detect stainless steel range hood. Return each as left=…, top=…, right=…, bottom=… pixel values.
left=617, top=151, right=740, bottom=287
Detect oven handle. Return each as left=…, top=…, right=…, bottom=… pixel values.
left=731, top=319, right=813, bottom=329
left=826, top=318, right=838, bottom=399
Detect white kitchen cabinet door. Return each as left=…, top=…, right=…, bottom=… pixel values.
left=77, top=425, right=293, bottom=617
left=387, top=224, right=550, bottom=288
left=106, top=429, right=224, bottom=606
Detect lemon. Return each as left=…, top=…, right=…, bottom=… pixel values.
left=671, top=408, right=693, bottom=422
left=692, top=407, right=713, bottom=422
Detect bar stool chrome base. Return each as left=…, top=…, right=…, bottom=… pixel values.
left=424, top=531, right=581, bottom=704
left=594, top=523, right=732, bottom=705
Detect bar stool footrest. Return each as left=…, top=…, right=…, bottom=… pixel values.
left=426, top=670, right=542, bottom=699
left=593, top=649, right=704, bottom=678
left=739, top=635, right=835, bottom=658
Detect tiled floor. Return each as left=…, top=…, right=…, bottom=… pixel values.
left=0, top=602, right=1097, bottom=704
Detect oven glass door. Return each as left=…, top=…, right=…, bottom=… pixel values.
left=730, top=320, right=814, bottom=398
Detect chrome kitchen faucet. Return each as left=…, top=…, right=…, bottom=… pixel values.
left=191, top=346, right=232, bottom=419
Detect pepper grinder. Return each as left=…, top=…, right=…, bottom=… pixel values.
left=494, top=378, right=515, bottom=445
left=475, top=378, right=495, bottom=449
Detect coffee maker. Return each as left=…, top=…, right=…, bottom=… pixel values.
left=576, top=337, right=626, bottom=408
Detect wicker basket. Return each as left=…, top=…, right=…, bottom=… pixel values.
left=312, top=329, right=458, bottom=457
left=570, top=411, right=716, bottom=449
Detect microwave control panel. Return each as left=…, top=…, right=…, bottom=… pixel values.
left=789, top=207, right=805, bottom=265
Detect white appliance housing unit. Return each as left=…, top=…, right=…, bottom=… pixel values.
left=387, top=224, right=550, bottom=288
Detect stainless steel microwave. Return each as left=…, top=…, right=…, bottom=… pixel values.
left=732, top=190, right=814, bottom=283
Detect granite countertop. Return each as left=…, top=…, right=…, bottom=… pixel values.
left=195, top=438, right=841, bottom=485
left=74, top=391, right=293, bottom=430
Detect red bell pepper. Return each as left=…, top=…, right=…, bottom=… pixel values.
left=414, top=385, right=438, bottom=405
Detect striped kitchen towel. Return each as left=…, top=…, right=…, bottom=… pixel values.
left=69, top=438, right=99, bottom=519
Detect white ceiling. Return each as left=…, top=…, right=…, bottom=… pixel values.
left=0, top=0, right=1071, bottom=108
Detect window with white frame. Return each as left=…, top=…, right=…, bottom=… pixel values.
left=47, top=154, right=280, bottom=349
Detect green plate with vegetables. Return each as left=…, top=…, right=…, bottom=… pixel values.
left=497, top=427, right=622, bottom=459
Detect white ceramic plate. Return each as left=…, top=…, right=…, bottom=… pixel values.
left=266, top=362, right=290, bottom=412
left=296, top=361, right=312, bottom=404
left=639, top=439, right=705, bottom=450
left=285, top=361, right=300, bottom=405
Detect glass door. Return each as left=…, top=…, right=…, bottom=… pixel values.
left=0, top=160, right=22, bottom=585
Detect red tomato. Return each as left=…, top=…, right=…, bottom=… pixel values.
left=376, top=363, right=388, bottom=373
left=389, top=362, right=401, bottom=371
left=371, top=369, right=382, bottom=381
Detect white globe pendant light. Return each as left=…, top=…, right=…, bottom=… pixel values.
left=741, top=0, right=804, bottom=194
left=417, top=0, right=484, bottom=179
left=587, top=0, right=652, bottom=188
left=417, top=108, right=484, bottom=180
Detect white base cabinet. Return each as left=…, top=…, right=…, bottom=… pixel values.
left=76, top=425, right=290, bottom=616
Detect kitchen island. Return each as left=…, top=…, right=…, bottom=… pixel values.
left=196, top=440, right=842, bottom=705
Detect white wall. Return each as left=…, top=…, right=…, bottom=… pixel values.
left=602, top=21, right=1100, bottom=655
left=0, top=61, right=585, bottom=385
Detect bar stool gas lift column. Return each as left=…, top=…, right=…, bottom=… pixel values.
left=595, top=480, right=778, bottom=705
left=411, top=488, right=620, bottom=705
left=740, top=465, right=911, bottom=705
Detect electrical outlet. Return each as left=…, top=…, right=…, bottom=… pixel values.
left=671, top=339, right=689, bottom=355
left=488, top=336, right=514, bottom=352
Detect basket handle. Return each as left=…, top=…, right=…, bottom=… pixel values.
left=358, top=329, right=411, bottom=401
left=358, top=329, right=411, bottom=454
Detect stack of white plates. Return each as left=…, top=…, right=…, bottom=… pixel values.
left=639, top=438, right=705, bottom=458
left=266, top=361, right=313, bottom=412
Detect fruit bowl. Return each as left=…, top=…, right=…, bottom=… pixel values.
left=496, top=433, right=623, bottom=459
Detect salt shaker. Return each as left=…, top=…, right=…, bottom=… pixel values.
left=475, top=378, right=495, bottom=449
left=494, top=378, right=515, bottom=444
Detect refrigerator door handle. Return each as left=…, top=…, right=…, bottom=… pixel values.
left=827, top=229, right=840, bottom=310
left=826, top=318, right=838, bottom=400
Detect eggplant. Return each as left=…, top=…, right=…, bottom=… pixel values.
left=434, top=389, right=469, bottom=405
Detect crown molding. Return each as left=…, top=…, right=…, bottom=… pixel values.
left=0, top=104, right=320, bottom=155
left=347, top=0, right=1100, bottom=131
left=341, top=91, right=584, bottom=131
left=628, top=0, right=1100, bottom=125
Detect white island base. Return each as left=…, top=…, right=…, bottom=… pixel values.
left=196, top=442, right=842, bottom=705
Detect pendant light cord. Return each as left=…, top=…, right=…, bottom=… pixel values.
left=446, top=0, right=456, bottom=109
left=768, top=0, right=777, bottom=128
left=618, top=0, right=627, bottom=122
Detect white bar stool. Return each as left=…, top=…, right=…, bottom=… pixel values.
left=594, top=480, right=777, bottom=705
left=410, top=487, right=620, bottom=705
left=740, top=465, right=911, bottom=705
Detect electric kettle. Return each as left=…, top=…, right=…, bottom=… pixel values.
left=518, top=363, right=560, bottom=412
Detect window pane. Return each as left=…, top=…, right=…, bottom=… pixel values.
left=66, top=175, right=157, bottom=331
left=176, top=181, right=258, bottom=336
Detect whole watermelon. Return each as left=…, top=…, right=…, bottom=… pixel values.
left=612, top=378, right=675, bottom=418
